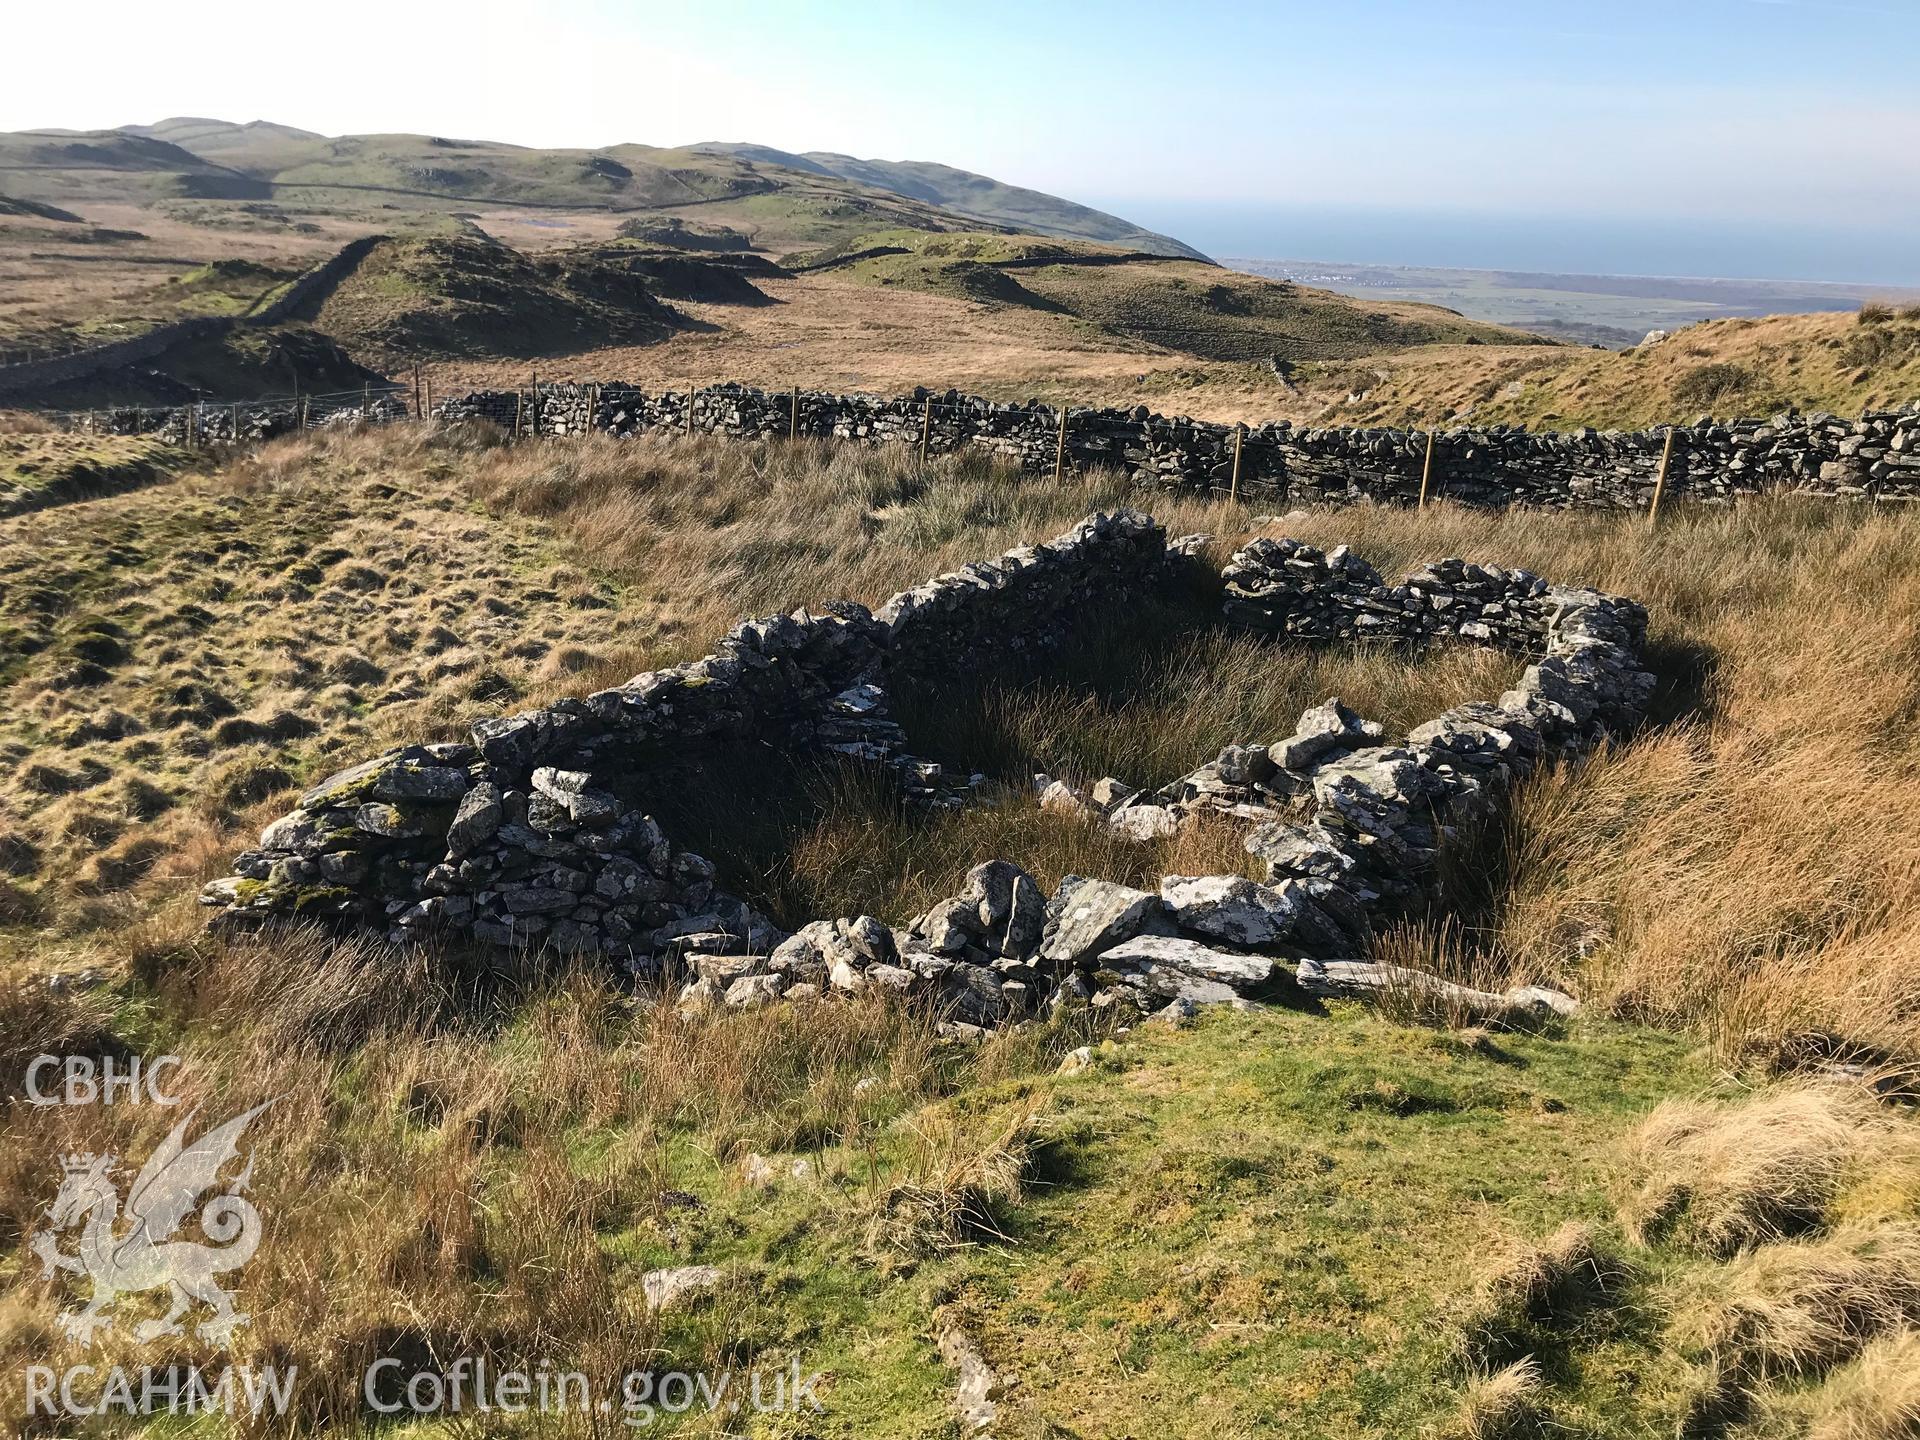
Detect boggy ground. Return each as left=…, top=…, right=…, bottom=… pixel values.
left=3, top=424, right=1920, bottom=1436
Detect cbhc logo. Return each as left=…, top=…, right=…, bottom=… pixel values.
left=24, top=1055, right=183, bottom=1107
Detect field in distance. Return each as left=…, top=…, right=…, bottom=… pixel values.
left=1233, top=256, right=1920, bottom=349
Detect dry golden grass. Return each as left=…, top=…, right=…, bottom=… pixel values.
left=1607, top=1083, right=1920, bottom=1432
left=1620, top=1085, right=1894, bottom=1253
left=11, top=424, right=1920, bottom=1073
left=1457, top=1220, right=1628, bottom=1363
left=1449, top=1357, right=1547, bottom=1440
left=1806, top=1329, right=1920, bottom=1440
left=1675, top=1223, right=1920, bottom=1381
left=0, top=932, right=1081, bottom=1428
left=1298, top=307, right=1920, bottom=429
left=865, top=1096, right=1049, bottom=1260
left=1250, top=498, right=1920, bottom=1070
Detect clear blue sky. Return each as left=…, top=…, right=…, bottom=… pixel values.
left=9, top=0, right=1918, bottom=280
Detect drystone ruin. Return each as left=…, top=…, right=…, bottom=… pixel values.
left=203, top=510, right=1655, bottom=1030
left=75, top=378, right=1920, bottom=507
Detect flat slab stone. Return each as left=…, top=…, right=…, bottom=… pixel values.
left=1296, top=959, right=1578, bottom=1024
left=641, top=1264, right=721, bottom=1310
left=1102, top=934, right=1274, bottom=991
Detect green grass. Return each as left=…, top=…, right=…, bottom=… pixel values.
left=327, top=996, right=1719, bottom=1437
left=0, top=930, right=1723, bottom=1438
left=0, top=432, right=187, bottom=515
left=943, top=1009, right=1710, bottom=1437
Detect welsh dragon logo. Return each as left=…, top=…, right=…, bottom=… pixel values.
left=30, top=1101, right=274, bottom=1346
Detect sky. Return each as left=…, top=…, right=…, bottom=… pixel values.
left=8, top=0, right=1919, bottom=282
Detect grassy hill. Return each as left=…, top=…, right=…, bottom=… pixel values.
left=0, top=128, right=249, bottom=202
left=693, top=141, right=1208, bottom=260
left=306, top=233, right=691, bottom=368
left=807, top=229, right=1547, bottom=363
left=1295, top=304, right=1920, bottom=428
left=0, top=119, right=1208, bottom=263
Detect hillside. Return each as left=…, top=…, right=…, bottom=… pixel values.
left=803, top=229, right=1545, bottom=363
left=0, top=118, right=1204, bottom=263
left=19, top=325, right=386, bottom=409
left=1290, top=304, right=1920, bottom=428
left=693, top=141, right=1208, bottom=259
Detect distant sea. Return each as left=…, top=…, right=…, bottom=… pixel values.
left=1096, top=202, right=1920, bottom=287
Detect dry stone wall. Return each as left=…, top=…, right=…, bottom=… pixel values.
left=202, top=511, right=1651, bottom=1030
left=0, top=237, right=385, bottom=396
left=1030, top=534, right=1653, bottom=1017
left=449, top=379, right=1920, bottom=507
left=71, top=379, right=1920, bottom=508
left=201, top=512, right=1169, bottom=972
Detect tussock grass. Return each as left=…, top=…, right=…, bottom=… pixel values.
left=1805, top=1329, right=1920, bottom=1440
left=21, top=427, right=1920, bottom=1072
left=894, top=584, right=1521, bottom=791
left=1619, top=1084, right=1891, bottom=1253
left=1450, top=1357, right=1548, bottom=1440
left=1457, top=1221, right=1630, bottom=1362
left=1309, top=308, right=1920, bottom=429
left=1258, top=498, right=1920, bottom=1072
left=0, top=957, right=1065, bottom=1426
left=866, top=1097, right=1049, bottom=1259
left=10, top=426, right=1920, bottom=1430
left=1676, top=1224, right=1920, bottom=1381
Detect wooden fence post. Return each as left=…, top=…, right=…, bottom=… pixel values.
left=299, top=396, right=309, bottom=430
left=919, top=396, right=933, bottom=467
left=1053, top=405, right=1068, bottom=482
left=1229, top=423, right=1245, bottom=504
left=1648, top=426, right=1677, bottom=527
left=1418, top=428, right=1436, bottom=511
left=790, top=385, right=799, bottom=441
left=587, top=383, right=599, bottom=436
left=412, top=364, right=422, bottom=420
left=362, top=382, right=370, bottom=420
left=514, top=391, right=524, bottom=438
left=188, top=403, right=198, bottom=447
left=686, top=384, right=696, bottom=436
left=231, top=403, right=239, bottom=442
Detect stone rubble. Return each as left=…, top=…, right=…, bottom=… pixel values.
left=202, top=517, right=1633, bottom=1027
